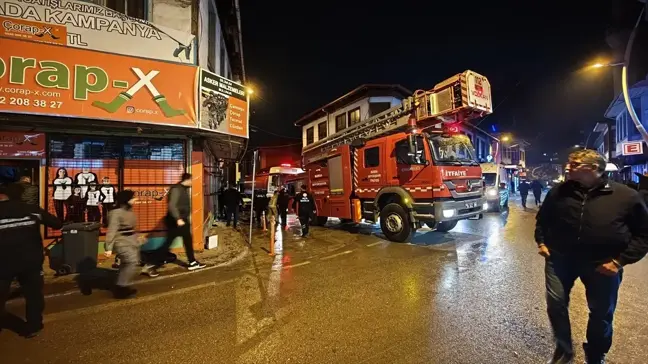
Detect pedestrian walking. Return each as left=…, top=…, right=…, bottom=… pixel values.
left=0, top=183, right=62, bottom=338
left=104, top=190, right=144, bottom=299
left=294, top=185, right=316, bottom=238
left=531, top=180, right=543, bottom=205
left=535, top=149, right=648, bottom=364
left=142, top=173, right=205, bottom=277
left=267, top=189, right=279, bottom=228
left=277, top=187, right=290, bottom=230
left=14, top=175, right=38, bottom=205
left=223, top=184, right=243, bottom=228
left=253, top=192, right=269, bottom=228
left=518, top=179, right=530, bottom=208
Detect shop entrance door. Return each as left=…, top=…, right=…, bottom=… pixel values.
left=0, top=159, right=40, bottom=203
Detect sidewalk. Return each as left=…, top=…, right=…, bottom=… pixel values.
left=30, top=224, right=250, bottom=297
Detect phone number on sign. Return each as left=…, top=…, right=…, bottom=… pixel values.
left=0, top=97, right=62, bottom=109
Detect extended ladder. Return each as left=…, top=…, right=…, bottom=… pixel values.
left=302, top=70, right=493, bottom=163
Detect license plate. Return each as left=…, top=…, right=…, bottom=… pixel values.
left=465, top=202, right=477, bottom=209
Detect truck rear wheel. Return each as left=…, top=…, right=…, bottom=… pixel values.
left=380, top=203, right=413, bottom=242
left=436, top=220, right=458, bottom=232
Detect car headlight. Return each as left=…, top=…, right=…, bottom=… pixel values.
left=486, top=188, right=498, bottom=197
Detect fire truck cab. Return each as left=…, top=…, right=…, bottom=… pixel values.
left=299, top=71, right=493, bottom=242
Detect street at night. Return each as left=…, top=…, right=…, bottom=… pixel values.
left=3, top=200, right=648, bottom=363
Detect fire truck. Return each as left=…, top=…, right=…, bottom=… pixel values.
left=300, top=71, right=493, bottom=242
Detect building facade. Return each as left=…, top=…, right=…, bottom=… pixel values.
left=0, top=0, right=247, bottom=252
left=604, top=77, right=648, bottom=181
left=296, top=84, right=412, bottom=148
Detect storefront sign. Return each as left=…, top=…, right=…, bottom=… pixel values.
left=0, top=0, right=195, bottom=63
left=622, top=141, right=643, bottom=156
left=199, top=69, right=249, bottom=138
left=0, top=38, right=198, bottom=127
left=0, top=130, right=45, bottom=157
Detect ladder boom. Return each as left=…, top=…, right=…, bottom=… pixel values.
left=303, top=70, right=492, bottom=164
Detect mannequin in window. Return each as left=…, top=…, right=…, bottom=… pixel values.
left=86, top=182, right=102, bottom=222
left=66, top=185, right=86, bottom=223
left=100, top=176, right=116, bottom=227
left=53, top=167, right=72, bottom=221
left=75, top=167, right=97, bottom=199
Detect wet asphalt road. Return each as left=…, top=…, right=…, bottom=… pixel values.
left=3, top=198, right=648, bottom=363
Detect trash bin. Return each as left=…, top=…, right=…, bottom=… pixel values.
left=51, top=222, right=101, bottom=275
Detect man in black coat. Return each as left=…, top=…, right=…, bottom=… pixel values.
left=0, top=183, right=62, bottom=338
left=518, top=179, right=530, bottom=208
left=294, top=185, right=316, bottom=238
left=535, top=150, right=648, bottom=364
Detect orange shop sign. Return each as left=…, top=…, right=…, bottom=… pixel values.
left=0, top=16, right=67, bottom=45
left=0, top=37, right=198, bottom=127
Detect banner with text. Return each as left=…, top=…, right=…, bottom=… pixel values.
left=199, top=69, right=248, bottom=138
left=0, top=130, right=45, bottom=157
left=0, top=38, right=198, bottom=127
left=0, top=0, right=195, bottom=63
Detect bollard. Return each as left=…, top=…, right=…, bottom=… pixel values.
left=269, top=215, right=276, bottom=256
left=262, top=211, right=267, bottom=231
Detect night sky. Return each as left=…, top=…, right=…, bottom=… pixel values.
left=242, top=0, right=646, bottom=161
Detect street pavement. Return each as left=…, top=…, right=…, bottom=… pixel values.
left=3, top=198, right=648, bottom=363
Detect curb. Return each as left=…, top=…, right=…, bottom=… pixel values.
left=36, top=246, right=251, bottom=301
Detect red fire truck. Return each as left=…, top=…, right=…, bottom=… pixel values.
left=300, top=71, right=493, bottom=242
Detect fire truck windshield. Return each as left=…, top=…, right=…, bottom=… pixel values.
left=428, top=134, right=478, bottom=165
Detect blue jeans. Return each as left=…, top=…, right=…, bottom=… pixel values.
left=545, top=253, right=623, bottom=355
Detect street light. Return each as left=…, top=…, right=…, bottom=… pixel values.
left=501, top=135, right=511, bottom=142
left=589, top=62, right=624, bottom=69
left=246, top=87, right=255, bottom=95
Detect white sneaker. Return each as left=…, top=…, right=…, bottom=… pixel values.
left=141, top=264, right=160, bottom=278
left=188, top=261, right=206, bottom=271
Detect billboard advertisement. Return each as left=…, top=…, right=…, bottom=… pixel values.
left=0, top=0, right=195, bottom=63
left=199, top=69, right=248, bottom=138
left=0, top=38, right=198, bottom=127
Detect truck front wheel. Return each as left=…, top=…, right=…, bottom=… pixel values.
left=380, top=203, right=414, bottom=242
left=436, top=220, right=458, bottom=232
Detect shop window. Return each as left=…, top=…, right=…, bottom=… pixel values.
left=46, top=135, right=186, bottom=238
left=123, top=138, right=186, bottom=233
left=46, top=136, right=120, bottom=237
left=348, top=108, right=361, bottom=126
left=364, top=147, right=380, bottom=167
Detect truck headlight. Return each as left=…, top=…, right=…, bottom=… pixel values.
left=442, top=209, right=456, bottom=218
left=486, top=188, right=498, bottom=197
left=483, top=202, right=489, bottom=210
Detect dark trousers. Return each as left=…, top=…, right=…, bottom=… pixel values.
left=87, top=206, right=101, bottom=222
left=54, top=200, right=65, bottom=221
left=545, top=253, right=622, bottom=356
left=0, top=269, right=44, bottom=333
left=298, top=215, right=310, bottom=236
left=155, top=217, right=196, bottom=265
left=533, top=192, right=542, bottom=205
left=254, top=210, right=264, bottom=227
left=226, top=206, right=239, bottom=228
left=279, top=209, right=288, bottom=227
left=520, top=193, right=528, bottom=207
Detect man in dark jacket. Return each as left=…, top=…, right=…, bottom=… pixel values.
left=531, top=180, right=543, bottom=206
left=535, top=150, right=648, bottom=364
left=277, top=187, right=290, bottom=230
left=223, top=185, right=243, bottom=228
left=143, top=173, right=205, bottom=277
left=294, top=185, right=316, bottom=238
left=14, top=176, right=38, bottom=205
left=0, top=183, right=62, bottom=338
left=518, top=179, right=530, bottom=208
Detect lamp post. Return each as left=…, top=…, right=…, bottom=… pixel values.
left=588, top=7, right=648, bottom=147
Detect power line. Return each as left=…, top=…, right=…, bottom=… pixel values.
left=250, top=125, right=302, bottom=140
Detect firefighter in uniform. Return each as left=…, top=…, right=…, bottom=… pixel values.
left=294, top=185, right=316, bottom=238
left=0, top=184, right=62, bottom=338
